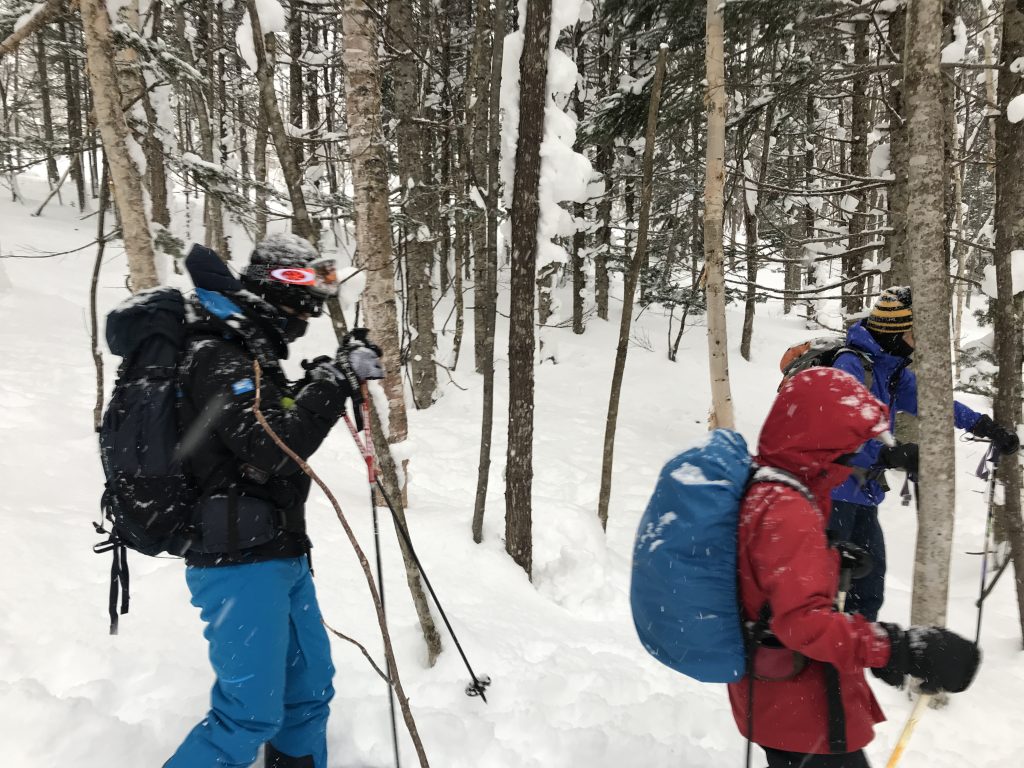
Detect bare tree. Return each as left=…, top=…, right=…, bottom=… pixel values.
left=703, top=0, right=734, bottom=429
left=596, top=46, right=667, bottom=531
left=246, top=0, right=318, bottom=247
left=905, top=0, right=956, bottom=630
left=471, top=0, right=506, bottom=544
left=505, top=0, right=552, bottom=576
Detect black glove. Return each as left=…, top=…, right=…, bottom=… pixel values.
left=835, top=541, right=873, bottom=580
left=879, top=442, right=919, bottom=475
left=971, top=414, right=1020, bottom=455
left=872, top=623, right=981, bottom=694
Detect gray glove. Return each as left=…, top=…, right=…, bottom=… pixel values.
left=348, top=345, right=384, bottom=380
left=337, top=329, right=385, bottom=382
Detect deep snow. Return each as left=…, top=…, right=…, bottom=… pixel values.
left=1, top=177, right=1023, bottom=767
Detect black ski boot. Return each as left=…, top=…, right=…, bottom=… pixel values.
left=265, top=743, right=315, bottom=767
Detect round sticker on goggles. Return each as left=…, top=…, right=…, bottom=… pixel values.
left=270, top=267, right=317, bottom=286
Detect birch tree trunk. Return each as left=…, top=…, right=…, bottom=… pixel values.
left=79, top=0, right=157, bottom=292
left=905, top=0, right=956, bottom=630
left=505, top=0, right=552, bottom=577
left=992, top=0, right=1024, bottom=644
left=341, top=0, right=441, bottom=663
left=703, top=0, right=734, bottom=429
left=596, top=46, right=667, bottom=531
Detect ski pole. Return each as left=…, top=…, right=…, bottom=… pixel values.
left=355, top=389, right=402, bottom=768
left=342, top=411, right=492, bottom=702
left=885, top=693, right=931, bottom=768
left=975, top=443, right=1000, bottom=645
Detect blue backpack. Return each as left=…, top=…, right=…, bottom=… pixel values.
left=630, top=429, right=808, bottom=683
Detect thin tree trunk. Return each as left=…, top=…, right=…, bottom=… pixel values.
left=846, top=17, right=870, bottom=316
left=704, top=1, right=735, bottom=429
left=505, top=0, right=552, bottom=576
left=35, top=32, right=59, bottom=186
left=247, top=0, right=317, bottom=246
left=888, top=6, right=910, bottom=288
left=57, top=18, right=86, bottom=211
left=388, top=0, right=438, bottom=405
left=254, top=105, right=269, bottom=242
left=992, top=0, right=1024, bottom=645
left=905, top=0, right=956, bottom=630
left=341, top=0, right=441, bottom=664
left=79, top=0, right=158, bottom=292
left=596, top=46, right=667, bottom=531
left=91, top=162, right=110, bottom=431
left=571, top=21, right=587, bottom=335
left=471, top=0, right=506, bottom=544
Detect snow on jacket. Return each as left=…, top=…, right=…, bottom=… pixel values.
left=179, top=302, right=349, bottom=566
left=830, top=321, right=982, bottom=506
left=727, top=368, right=894, bottom=755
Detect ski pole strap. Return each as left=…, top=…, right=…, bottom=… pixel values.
left=976, top=443, right=999, bottom=480
left=360, top=384, right=375, bottom=483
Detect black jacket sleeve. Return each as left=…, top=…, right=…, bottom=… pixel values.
left=184, top=339, right=348, bottom=476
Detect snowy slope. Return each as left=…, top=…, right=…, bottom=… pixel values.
left=1, top=178, right=1022, bottom=767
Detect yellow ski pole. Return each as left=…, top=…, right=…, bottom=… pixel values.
left=885, top=692, right=932, bottom=768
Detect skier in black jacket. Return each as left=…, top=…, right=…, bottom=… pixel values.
left=165, top=236, right=383, bottom=768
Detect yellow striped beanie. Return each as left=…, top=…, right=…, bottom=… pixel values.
left=866, top=286, right=913, bottom=333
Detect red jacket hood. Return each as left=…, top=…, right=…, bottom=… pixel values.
left=756, top=367, right=890, bottom=497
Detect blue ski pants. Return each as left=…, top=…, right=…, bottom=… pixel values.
left=165, top=557, right=335, bottom=768
left=828, top=501, right=886, bottom=622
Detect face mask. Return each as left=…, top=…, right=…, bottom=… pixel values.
left=281, top=315, right=308, bottom=343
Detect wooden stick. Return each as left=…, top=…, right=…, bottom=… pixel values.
left=251, top=361, right=430, bottom=767
left=885, top=693, right=932, bottom=768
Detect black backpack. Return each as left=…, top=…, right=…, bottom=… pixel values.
left=94, top=286, right=197, bottom=634
left=778, top=335, right=874, bottom=391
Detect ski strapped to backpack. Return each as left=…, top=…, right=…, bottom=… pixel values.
left=629, top=429, right=814, bottom=683
left=94, top=286, right=197, bottom=634
left=779, top=336, right=873, bottom=391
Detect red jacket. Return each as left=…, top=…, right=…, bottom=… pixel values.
left=728, top=368, right=894, bottom=754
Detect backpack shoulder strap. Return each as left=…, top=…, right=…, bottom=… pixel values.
left=833, top=346, right=874, bottom=392
left=748, top=466, right=816, bottom=510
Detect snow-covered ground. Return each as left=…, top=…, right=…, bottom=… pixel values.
left=1, top=177, right=1022, bottom=767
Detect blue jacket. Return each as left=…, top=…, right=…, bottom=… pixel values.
left=830, top=322, right=982, bottom=506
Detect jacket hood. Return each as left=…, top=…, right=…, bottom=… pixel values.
left=757, top=368, right=890, bottom=493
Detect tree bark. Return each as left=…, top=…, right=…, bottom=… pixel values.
left=341, top=0, right=441, bottom=663
left=471, top=0, right=506, bottom=543
left=846, top=18, right=870, bottom=317
left=704, top=0, right=735, bottom=429
left=905, top=0, right=956, bottom=629
left=247, top=0, right=318, bottom=246
left=596, top=46, right=667, bottom=531
left=35, top=32, right=59, bottom=186
left=388, top=0, right=438, bottom=406
left=992, top=0, right=1024, bottom=645
left=887, top=6, right=910, bottom=288
left=505, top=0, right=552, bottom=577
left=79, top=0, right=158, bottom=292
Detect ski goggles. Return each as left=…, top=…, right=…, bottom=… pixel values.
left=266, top=258, right=340, bottom=298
